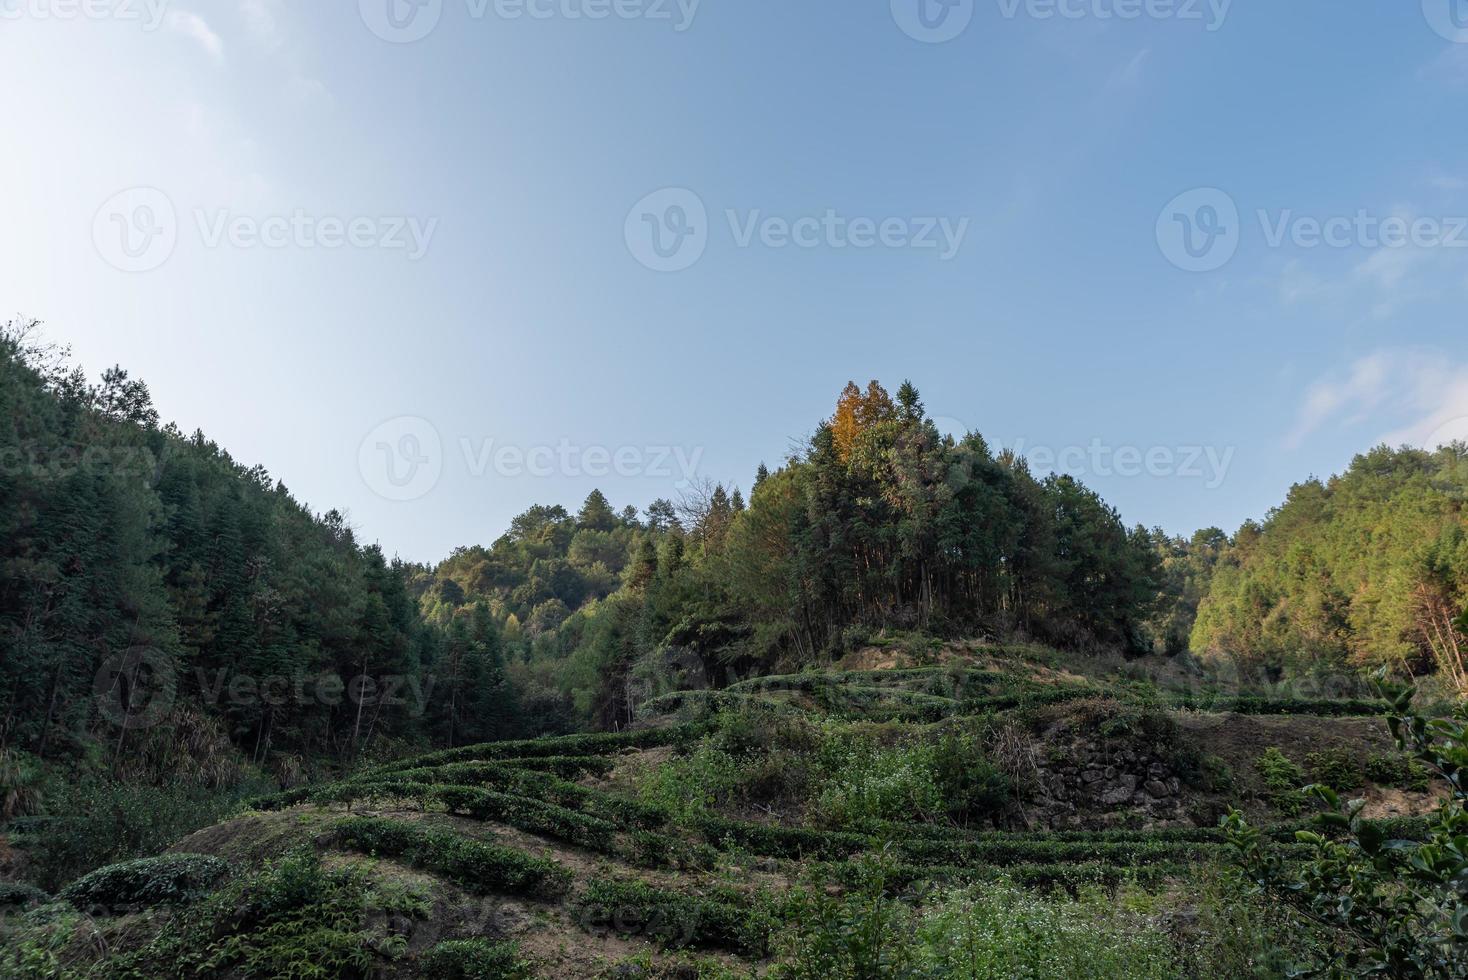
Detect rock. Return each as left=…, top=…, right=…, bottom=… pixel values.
left=1099, top=774, right=1138, bottom=806
left=1144, top=779, right=1172, bottom=798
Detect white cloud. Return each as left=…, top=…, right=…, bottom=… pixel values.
left=1289, top=350, right=1468, bottom=451
left=167, top=11, right=224, bottom=64
left=239, top=0, right=281, bottom=49
left=285, top=75, right=335, bottom=112
left=1271, top=202, right=1464, bottom=320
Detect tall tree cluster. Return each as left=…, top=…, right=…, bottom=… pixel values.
left=459, top=381, right=1166, bottom=729
left=0, top=323, right=459, bottom=767
left=1191, top=444, right=1468, bottom=687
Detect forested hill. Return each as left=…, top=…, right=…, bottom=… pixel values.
left=5, top=320, right=1467, bottom=784
left=0, top=324, right=466, bottom=773
left=422, top=379, right=1172, bottom=732
left=1, top=325, right=1170, bottom=769
left=1191, top=444, right=1468, bottom=685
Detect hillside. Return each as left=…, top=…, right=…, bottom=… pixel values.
left=2, top=325, right=1466, bottom=976
left=3, top=641, right=1446, bottom=978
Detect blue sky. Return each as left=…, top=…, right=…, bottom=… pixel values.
left=3, top=1, right=1468, bottom=562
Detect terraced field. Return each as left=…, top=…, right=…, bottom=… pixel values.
left=2, top=647, right=1442, bottom=978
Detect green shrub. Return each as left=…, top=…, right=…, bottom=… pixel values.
left=771, top=859, right=1176, bottom=979
left=14, top=775, right=267, bottom=889
left=710, top=704, right=821, bottom=757
left=811, top=738, right=945, bottom=829
left=118, top=847, right=393, bottom=979
left=318, top=779, right=619, bottom=854
left=624, top=829, right=719, bottom=870
left=907, top=880, right=1176, bottom=978
left=889, top=836, right=1219, bottom=869
left=59, top=853, right=228, bottom=911
left=1250, top=751, right=1309, bottom=821
left=1254, top=747, right=1310, bottom=815
left=0, top=881, right=49, bottom=910
left=389, top=763, right=667, bottom=831
left=930, top=732, right=1010, bottom=825
left=1255, top=747, right=1302, bottom=793
left=334, top=816, right=570, bottom=898
left=496, top=755, right=617, bottom=779
left=369, top=724, right=704, bottom=776
left=577, top=878, right=769, bottom=954
left=693, top=815, right=866, bottom=860
left=1364, top=752, right=1432, bottom=792
left=1225, top=677, right=1468, bottom=977
left=1304, top=747, right=1364, bottom=792
left=770, top=860, right=917, bottom=978
left=420, top=939, right=533, bottom=980
left=637, top=745, right=745, bottom=824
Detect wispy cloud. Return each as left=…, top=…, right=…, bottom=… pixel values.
left=239, top=0, right=281, bottom=49
left=1104, top=48, right=1150, bottom=92
left=1289, top=350, right=1468, bottom=450
left=285, top=76, right=335, bottom=112
left=167, top=10, right=224, bottom=64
